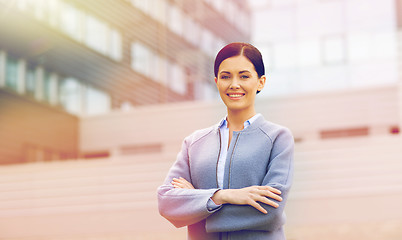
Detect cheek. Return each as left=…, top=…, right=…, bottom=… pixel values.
left=217, top=82, right=228, bottom=91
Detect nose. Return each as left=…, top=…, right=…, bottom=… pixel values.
left=229, top=77, right=240, bottom=90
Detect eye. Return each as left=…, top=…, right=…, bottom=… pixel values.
left=240, top=75, right=250, bottom=79
left=220, top=75, right=230, bottom=79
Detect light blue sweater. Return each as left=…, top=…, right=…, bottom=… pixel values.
left=157, top=115, right=294, bottom=240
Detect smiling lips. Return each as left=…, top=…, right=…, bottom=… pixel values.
left=227, top=93, right=245, bottom=99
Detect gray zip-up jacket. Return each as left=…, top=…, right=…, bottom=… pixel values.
left=157, top=115, right=294, bottom=240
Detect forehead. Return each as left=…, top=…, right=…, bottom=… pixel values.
left=218, top=55, right=255, bottom=73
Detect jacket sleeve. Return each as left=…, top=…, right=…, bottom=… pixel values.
left=205, top=128, right=294, bottom=232
left=157, top=136, right=220, bottom=228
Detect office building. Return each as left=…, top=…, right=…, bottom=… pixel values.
left=0, top=0, right=252, bottom=164
left=251, top=0, right=400, bottom=97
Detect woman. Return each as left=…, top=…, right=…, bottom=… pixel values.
left=157, top=42, right=294, bottom=240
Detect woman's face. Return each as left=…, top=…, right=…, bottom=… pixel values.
left=215, top=55, right=266, bottom=113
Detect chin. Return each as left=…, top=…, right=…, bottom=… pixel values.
left=225, top=102, right=250, bottom=112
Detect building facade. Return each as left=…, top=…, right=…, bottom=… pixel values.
left=251, top=0, right=399, bottom=97
left=0, top=0, right=251, bottom=164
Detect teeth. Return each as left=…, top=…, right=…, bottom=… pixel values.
left=229, top=94, right=243, bottom=97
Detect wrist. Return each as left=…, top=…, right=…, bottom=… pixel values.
left=211, top=189, right=226, bottom=205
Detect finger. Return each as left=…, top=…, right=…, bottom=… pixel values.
left=257, top=186, right=282, bottom=195
left=181, top=182, right=192, bottom=189
left=171, top=181, right=185, bottom=188
left=173, top=179, right=191, bottom=189
left=172, top=177, right=189, bottom=185
left=178, top=177, right=195, bottom=189
left=179, top=177, right=191, bottom=185
left=172, top=178, right=181, bottom=183
left=260, top=190, right=283, bottom=202
left=248, top=199, right=267, bottom=214
left=178, top=177, right=190, bottom=185
left=253, top=188, right=282, bottom=202
left=172, top=178, right=188, bottom=185
left=256, top=195, right=279, bottom=208
left=171, top=179, right=194, bottom=189
left=268, top=186, right=282, bottom=195
left=171, top=182, right=185, bottom=188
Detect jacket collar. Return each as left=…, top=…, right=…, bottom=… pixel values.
left=215, top=114, right=265, bottom=133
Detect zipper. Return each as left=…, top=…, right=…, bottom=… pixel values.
left=216, top=129, right=222, bottom=188
left=227, top=133, right=241, bottom=189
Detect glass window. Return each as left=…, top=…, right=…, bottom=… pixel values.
left=194, top=80, right=217, bottom=100
left=59, top=77, right=83, bottom=115
left=371, top=32, right=397, bottom=59
left=258, top=44, right=273, bottom=71
left=147, top=0, right=158, bottom=18
left=186, top=18, right=201, bottom=46
left=167, top=3, right=183, bottom=36
left=272, top=43, right=297, bottom=70
left=346, top=0, right=395, bottom=32
left=43, top=71, right=52, bottom=102
left=210, top=0, right=224, bottom=11
left=319, top=1, right=343, bottom=36
left=109, top=29, right=122, bottom=61
left=182, top=13, right=192, bottom=44
left=152, top=54, right=160, bottom=83
left=348, top=33, right=370, bottom=62
left=85, top=15, right=108, bottom=55
left=238, top=10, right=249, bottom=34
left=59, top=2, right=81, bottom=40
left=131, top=0, right=151, bottom=14
left=169, top=62, right=186, bottom=95
left=152, top=0, right=167, bottom=23
left=183, top=14, right=201, bottom=46
left=156, top=55, right=168, bottom=85
left=34, top=0, right=47, bottom=20
left=147, top=53, right=156, bottom=79
left=200, top=29, right=213, bottom=55
left=25, top=65, right=36, bottom=97
left=272, top=0, right=295, bottom=7
left=323, top=36, right=345, bottom=64
left=5, top=55, right=18, bottom=91
left=17, top=0, right=36, bottom=12
left=298, top=39, right=320, bottom=67
left=46, top=0, right=60, bottom=27
left=226, top=2, right=237, bottom=24
left=131, top=42, right=152, bottom=77
left=85, top=86, right=111, bottom=115
left=213, top=38, right=226, bottom=57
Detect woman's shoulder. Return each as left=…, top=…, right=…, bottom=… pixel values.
left=257, top=118, right=293, bottom=141
left=184, top=124, right=218, bottom=146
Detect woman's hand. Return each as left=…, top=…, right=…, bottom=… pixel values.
left=211, top=186, right=282, bottom=214
left=172, top=178, right=282, bottom=214
left=171, top=177, right=195, bottom=189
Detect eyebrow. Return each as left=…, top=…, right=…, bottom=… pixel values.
left=219, top=70, right=251, bottom=75
left=219, top=71, right=231, bottom=75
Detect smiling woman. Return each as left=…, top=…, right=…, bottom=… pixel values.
left=215, top=55, right=265, bottom=121
left=157, top=42, right=294, bottom=240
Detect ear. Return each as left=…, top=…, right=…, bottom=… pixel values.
left=214, top=77, right=218, bottom=85
left=257, top=75, right=266, bottom=92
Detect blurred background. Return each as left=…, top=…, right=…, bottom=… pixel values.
left=0, top=0, right=402, bottom=239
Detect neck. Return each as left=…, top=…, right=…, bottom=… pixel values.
left=226, top=107, right=256, bottom=131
